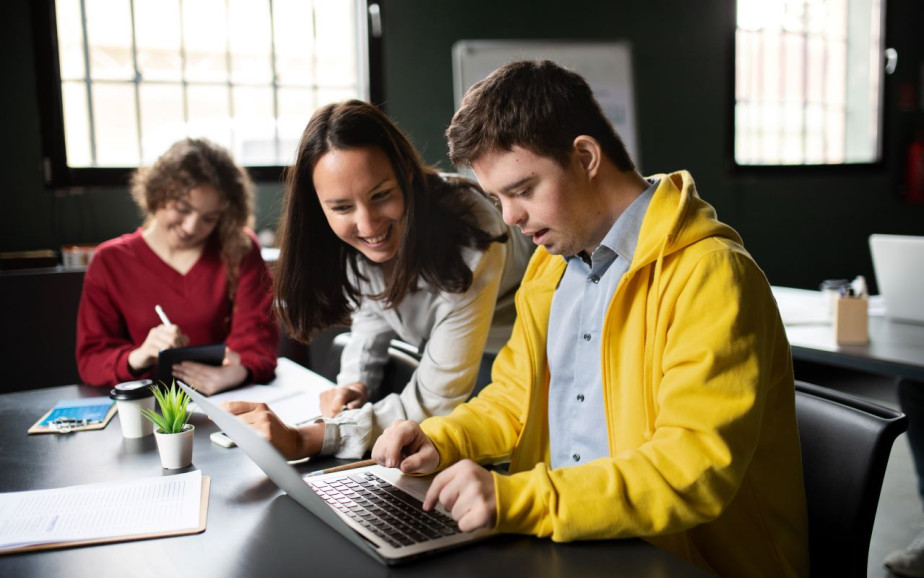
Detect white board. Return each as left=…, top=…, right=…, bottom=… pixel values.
left=452, top=40, right=640, bottom=168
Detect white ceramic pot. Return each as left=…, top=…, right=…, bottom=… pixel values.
left=153, top=424, right=195, bottom=469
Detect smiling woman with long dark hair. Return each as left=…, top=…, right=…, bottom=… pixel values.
left=224, top=100, right=532, bottom=460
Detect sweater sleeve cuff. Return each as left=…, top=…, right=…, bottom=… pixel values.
left=420, top=418, right=465, bottom=471
left=319, top=421, right=341, bottom=456
left=117, top=350, right=148, bottom=383
left=492, top=465, right=553, bottom=538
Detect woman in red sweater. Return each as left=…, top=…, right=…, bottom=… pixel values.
left=76, top=138, right=278, bottom=392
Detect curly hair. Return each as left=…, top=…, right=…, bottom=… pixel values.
left=130, top=138, right=255, bottom=298
left=275, top=100, right=505, bottom=342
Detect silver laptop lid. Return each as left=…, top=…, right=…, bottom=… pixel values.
left=869, top=234, right=924, bottom=324
left=174, top=380, right=383, bottom=562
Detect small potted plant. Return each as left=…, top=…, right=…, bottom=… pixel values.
left=141, top=381, right=194, bottom=469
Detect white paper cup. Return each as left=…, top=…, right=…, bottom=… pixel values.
left=110, top=380, right=156, bottom=438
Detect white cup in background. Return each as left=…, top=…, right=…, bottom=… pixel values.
left=110, top=379, right=156, bottom=438
left=819, top=279, right=850, bottom=319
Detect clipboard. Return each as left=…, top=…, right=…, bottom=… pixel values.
left=27, top=396, right=117, bottom=435
left=0, top=475, right=210, bottom=555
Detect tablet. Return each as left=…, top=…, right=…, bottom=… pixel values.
left=156, top=343, right=225, bottom=387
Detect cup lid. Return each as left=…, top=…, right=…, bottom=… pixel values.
left=110, top=379, right=155, bottom=400
left=819, top=279, right=850, bottom=291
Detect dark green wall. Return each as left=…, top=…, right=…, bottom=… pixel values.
left=377, top=0, right=924, bottom=292
left=2, top=0, right=922, bottom=291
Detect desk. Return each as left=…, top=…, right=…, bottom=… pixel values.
left=0, top=385, right=712, bottom=578
left=773, top=286, right=924, bottom=383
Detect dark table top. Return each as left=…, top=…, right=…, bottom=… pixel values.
left=0, top=384, right=712, bottom=578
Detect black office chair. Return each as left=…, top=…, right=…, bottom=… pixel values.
left=320, top=332, right=421, bottom=402
left=794, top=380, right=908, bottom=578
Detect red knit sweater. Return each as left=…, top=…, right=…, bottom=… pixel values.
left=76, top=229, right=278, bottom=387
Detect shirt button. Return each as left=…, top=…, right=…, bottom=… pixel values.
left=590, top=275, right=600, bottom=284
left=577, top=394, right=584, bottom=402
left=583, top=333, right=591, bottom=341
left=572, top=453, right=581, bottom=462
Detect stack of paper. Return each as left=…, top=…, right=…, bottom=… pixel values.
left=0, top=471, right=207, bottom=553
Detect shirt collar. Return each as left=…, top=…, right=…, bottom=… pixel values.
left=568, top=177, right=659, bottom=267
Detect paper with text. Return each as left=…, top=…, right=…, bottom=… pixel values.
left=0, top=471, right=202, bottom=552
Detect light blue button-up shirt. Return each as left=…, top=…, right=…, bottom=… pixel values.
left=547, top=179, right=657, bottom=469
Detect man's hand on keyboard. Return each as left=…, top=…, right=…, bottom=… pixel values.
left=424, top=460, right=496, bottom=533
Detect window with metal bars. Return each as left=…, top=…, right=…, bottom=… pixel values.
left=32, top=0, right=382, bottom=187
left=732, top=0, right=887, bottom=168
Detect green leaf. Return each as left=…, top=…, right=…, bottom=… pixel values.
left=141, top=380, right=192, bottom=434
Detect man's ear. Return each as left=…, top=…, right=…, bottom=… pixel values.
left=573, top=135, right=601, bottom=179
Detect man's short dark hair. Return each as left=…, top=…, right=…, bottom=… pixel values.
left=446, top=59, right=635, bottom=171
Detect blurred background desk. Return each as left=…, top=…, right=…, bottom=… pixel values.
left=0, top=384, right=713, bottom=578
left=773, top=286, right=924, bottom=383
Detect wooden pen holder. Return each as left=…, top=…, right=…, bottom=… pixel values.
left=834, top=296, right=869, bottom=345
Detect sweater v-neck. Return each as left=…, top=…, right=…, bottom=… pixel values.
left=132, top=228, right=219, bottom=289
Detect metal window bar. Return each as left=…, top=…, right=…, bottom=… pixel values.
left=269, top=0, right=281, bottom=163
left=129, top=0, right=143, bottom=162
left=78, top=0, right=98, bottom=166
left=312, top=1, right=319, bottom=114
left=225, top=0, right=236, bottom=158
left=178, top=0, right=190, bottom=153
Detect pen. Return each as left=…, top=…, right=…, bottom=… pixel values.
left=154, top=304, right=173, bottom=327
left=307, top=458, right=376, bottom=477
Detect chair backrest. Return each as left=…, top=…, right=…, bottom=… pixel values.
left=321, top=332, right=420, bottom=401
left=794, top=380, right=908, bottom=578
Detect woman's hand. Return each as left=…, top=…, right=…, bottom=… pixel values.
left=128, top=324, right=189, bottom=372
left=319, top=382, right=369, bottom=417
left=371, top=419, right=440, bottom=474
left=222, top=401, right=323, bottom=460
left=171, top=348, right=247, bottom=395
left=172, top=362, right=247, bottom=395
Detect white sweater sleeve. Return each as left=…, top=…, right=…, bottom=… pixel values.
left=320, top=239, right=508, bottom=459
left=335, top=295, right=396, bottom=394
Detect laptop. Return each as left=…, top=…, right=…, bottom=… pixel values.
left=869, top=234, right=924, bottom=325
left=175, top=380, right=492, bottom=565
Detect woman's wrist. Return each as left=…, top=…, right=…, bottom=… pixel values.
left=296, top=422, right=325, bottom=458
left=127, top=348, right=153, bottom=373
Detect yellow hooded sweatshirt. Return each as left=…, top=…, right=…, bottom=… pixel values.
left=420, top=171, right=809, bottom=578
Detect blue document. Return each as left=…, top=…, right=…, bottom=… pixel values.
left=38, top=397, right=114, bottom=426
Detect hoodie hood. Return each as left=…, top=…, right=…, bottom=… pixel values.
left=631, top=171, right=743, bottom=275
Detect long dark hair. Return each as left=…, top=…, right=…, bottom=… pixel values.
left=275, top=100, right=506, bottom=343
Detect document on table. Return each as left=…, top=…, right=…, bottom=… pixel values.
left=198, top=357, right=334, bottom=425
left=771, top=286, right=884, bottom=326
left=0, top=470, right=207, bottom=554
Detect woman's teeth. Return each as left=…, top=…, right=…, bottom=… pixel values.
left=363, top=232, right=387, bottom=244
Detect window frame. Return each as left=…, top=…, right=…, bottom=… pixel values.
left=31, top=0, right=384, bottom=189
left=725, top=0, right=889, bottom=175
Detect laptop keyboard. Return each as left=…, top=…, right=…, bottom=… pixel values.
left=309, top=471, right=461, bottom=549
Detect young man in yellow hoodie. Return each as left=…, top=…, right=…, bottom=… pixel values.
left=372, top=60, right=809, bottom=578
